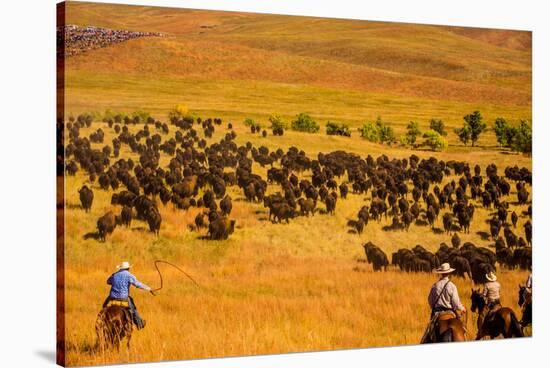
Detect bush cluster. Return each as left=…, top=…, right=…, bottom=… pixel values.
left=326, top=121, right=351, bottom=137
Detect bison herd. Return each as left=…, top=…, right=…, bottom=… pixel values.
left=60, top=111, right=532, bottom=276
left=362, top=236, right=531, bottom=284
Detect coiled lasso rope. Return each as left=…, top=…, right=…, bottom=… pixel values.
left=150, top=260, right=200, bottom=295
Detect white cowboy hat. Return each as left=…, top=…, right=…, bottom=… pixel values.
left=116, top=261, right=131, bottom=270
left=486, top=272, right=497, bottom=282
left=435, top=263, right=455, bottom=274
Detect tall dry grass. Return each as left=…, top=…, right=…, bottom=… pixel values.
left=63, top=122, right=531, bottom=366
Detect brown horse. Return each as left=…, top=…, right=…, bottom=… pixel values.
left=96, top=305, right=133, bottom=351
left=422, top=311, right=467, bottom=343
left=518, top=285, right=532, bottom=327
left=470, top=289, right=524, bottom=340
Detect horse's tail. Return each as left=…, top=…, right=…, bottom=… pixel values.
left=510, top=312, right=524, bottom=337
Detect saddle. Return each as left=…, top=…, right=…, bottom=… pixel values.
left=421, top=310, right=458, bottom=343
left=436, top=311, right=457, bottom=323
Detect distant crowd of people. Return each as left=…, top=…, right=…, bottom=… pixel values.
left=57, top=25, right=162, bottom=57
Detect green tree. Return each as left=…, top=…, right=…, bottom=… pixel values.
left=493, top=117, right=512, bottom=147
left=455, top=110, right=486, bottom=147
left=291, top=113, right=320, bottom=133
left=401, top=121, right=421, bottom=146
left=423, top=130, right=448, bottom=151
left=359, top=122, right=379, bottom=142
left=268, top=114, right=287, bottom=130
left=510, top=120, right=532, bottom=155
left=359, top=117, right=395, bottom=144
left=375, top=117, right=396, bottom=145
left=429, top=118, right=447, bottom=136
left=454, top=125, right=471, bottom=146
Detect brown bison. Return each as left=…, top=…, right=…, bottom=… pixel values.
left=79, top=185, right=94, bottom=212
left=97, top=211, right=119, bottom=242
left=208, top=217, right=236, bottom=240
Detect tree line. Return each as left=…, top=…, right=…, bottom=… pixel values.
left=239, top=110, right=530, bottom=155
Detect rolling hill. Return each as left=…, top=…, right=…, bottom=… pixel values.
left=63, top=1, right=531, bottom=137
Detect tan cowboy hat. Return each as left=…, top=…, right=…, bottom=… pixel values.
left=116, top=261, right=131, bottom=270
left=486, top=272, right=497, bottom=282
left=435, top=263, right=455, bottom=274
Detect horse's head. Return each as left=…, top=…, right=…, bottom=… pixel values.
left=470, top=288, right=485, bottom=313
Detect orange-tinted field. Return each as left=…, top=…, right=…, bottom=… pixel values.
left=60, top=2, right=532, bottom=366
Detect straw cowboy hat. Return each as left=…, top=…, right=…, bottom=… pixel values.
left=116, top=261, right=131, bottom=270
left=435, top=263, right=455, bottom=274
left=485, top=272, right=497, bottom=282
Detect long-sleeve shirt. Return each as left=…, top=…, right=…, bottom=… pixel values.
left=482, top=281, right=500, bottom=302
left=107, top=270, right=150, bottom=299
left=428, top=277, right=465, bottom=311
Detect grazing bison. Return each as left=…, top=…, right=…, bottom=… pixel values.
left=271, top=202, right=296, bottom=223
left=79, top=185, right=94, bottom=212
left=347, top=219, right=364, bottom=234
left=145, top=207, right=162, bottom=235
left=220, top=195, right=233, bottom=216
left=363, top=242, right=389, bottom=271
left=450, top=256, right=471, bottom=279
left=451, top=233, right=461, bottom=249
left=97, top=211, right=119, bottom=242
left=443, top=213, right=453, bottom=234
left=297, top=198, right=316, bottom=217
left=339, top=183, right=348, bottom=199
left=511, top=211, right=518, bottom=227
left=120, top=206, right=133, bottom=227
left=208, top=216, right=236, bottom=240
left=524, top=220, right=532, bottom=246
left=111, top=191, right=137, bottom=207
left=194, top=212, right=208, bottom=230
left=517, top=188, right=529, bottom=205
left=324, top=192, right=337, bottom=215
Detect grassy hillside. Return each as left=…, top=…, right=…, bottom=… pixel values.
left=64, top=1, right=531, bottom=142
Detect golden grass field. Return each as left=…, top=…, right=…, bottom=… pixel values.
left=60, top=2, right=532, bottom=366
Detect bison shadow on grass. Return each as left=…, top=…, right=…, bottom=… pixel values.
left=83, top=231, right=102, bottom=241
left=476, top=231, right=491, bottom=241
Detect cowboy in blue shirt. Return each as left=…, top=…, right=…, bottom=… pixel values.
left=102, top=261, right=152, bottom=330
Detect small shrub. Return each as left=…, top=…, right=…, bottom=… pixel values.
left=326, top=121, right=351, bottom=137
left=291, top=113, right=320, bottom=133
left=358, top=122, right=379, bottom=143
left=168, top=104, right=188, bottom=120
left=268, top=114, right=288, bottom=130
left=429, top=119, right=447, bottom=136
left=401, top=121, right=421, bottom=146
left=422, top=130, right=448, bottom=151
left=494, top=117, right=512, bottom=147
left=509, top=120, right=531, bottom=155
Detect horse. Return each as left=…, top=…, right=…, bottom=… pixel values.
left=470, top=289, right=523, bottom=339
left=421, top=311, right=467, bottom=343
left=518, top=285, right=532, bottom=327
left=95, top=305, right=133, bottom=351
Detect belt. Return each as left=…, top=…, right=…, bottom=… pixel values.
left=107, top=299, right=129, bottom=308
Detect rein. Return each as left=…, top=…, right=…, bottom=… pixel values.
left=150, top=260, right=200, bottom=293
